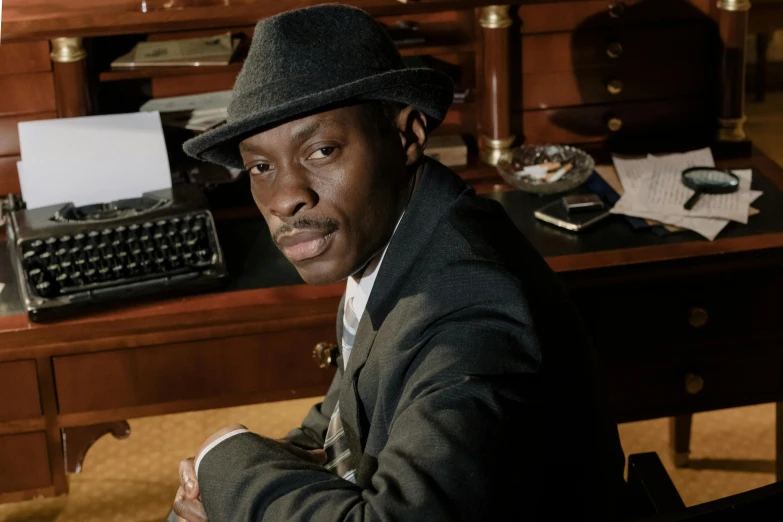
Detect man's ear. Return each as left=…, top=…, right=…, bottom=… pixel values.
left=395, top=105, right=429, bottom=167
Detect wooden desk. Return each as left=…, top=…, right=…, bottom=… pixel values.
left=1, top=149, right=783, bottom=503
left=0, top=0, right=777, bottom=504
left=0, top=0, right=757, bottom=197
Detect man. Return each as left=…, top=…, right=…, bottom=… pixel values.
left=171, top=4, right=626, bottom=521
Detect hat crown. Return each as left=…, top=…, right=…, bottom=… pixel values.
left=229, top=4, right=404, bottom=119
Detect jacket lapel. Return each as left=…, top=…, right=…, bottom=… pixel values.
left=335, top=293, right=346, bottom=375
left=338, top=159, right=469, bottom=443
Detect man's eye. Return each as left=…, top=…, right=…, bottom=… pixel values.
left=248, top=163, right=271, bottom=175
left=309, top=147, right=336, bottom=160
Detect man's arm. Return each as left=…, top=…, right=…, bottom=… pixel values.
left=197, top=324, right=543, bottom=522
left=284, top=369, right=342, bottom=450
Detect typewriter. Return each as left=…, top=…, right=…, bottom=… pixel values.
left=4, top=184, right=227, bottom=322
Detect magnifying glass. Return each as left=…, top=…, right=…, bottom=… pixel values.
left=681, top=167, right=740, bottom=210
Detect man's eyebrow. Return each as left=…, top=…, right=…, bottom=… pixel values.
left=239, top=141, right=262, bottom=154
left=291, top=118, right=343, bottom=144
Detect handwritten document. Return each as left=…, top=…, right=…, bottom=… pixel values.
left=610, top=149, right=763, bottom=241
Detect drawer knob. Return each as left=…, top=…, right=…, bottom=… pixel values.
left=607, top=117, right=623, bottom=132
left=313, top=342, right=339, bottom=369
left=685, top=373, right=704, bottom=395
left=607, top=42, right=623, bottom=59
left=688, top=307, right=709, bottom=328
left=607, top=79, right=624, bottom=95
left=609, top=2, right=626, bottom=18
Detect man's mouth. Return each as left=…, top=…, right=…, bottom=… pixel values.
left=276, top=230, right=334, bottom=262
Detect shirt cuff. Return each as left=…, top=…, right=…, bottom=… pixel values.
left=195, top=429, right=250, bottom=476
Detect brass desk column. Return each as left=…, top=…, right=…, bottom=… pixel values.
left=479, top=6, right=515, bottom=166
left=50, top=38, right=92, bottom=118
left=715, top=0, right=751, bottom=142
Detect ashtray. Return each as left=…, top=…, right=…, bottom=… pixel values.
left=496, top=144, right=595, bottom=195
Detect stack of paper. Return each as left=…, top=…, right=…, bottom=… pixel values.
left=610, top=148, right=762, bottom=241
left=140, top=90, right=232, bottom=132
left=111, top=33, right=240, bottom=68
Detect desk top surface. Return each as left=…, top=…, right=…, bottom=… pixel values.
left=0, top=0, right=502, bottom=41
left=2, top=149, right=783, bottom=338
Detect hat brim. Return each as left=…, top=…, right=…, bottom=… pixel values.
left=182, top=67, right=454, bottom=170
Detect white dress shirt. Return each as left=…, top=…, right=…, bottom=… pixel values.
left=195, top=213, right=403, bottom=476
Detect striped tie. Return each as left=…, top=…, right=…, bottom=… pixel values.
left=323, top=296, right=358, bottom=483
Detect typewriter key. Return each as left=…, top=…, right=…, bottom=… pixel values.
left=35, top=281, right=54, bottom=297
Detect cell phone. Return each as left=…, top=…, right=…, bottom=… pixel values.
left=562, top=194, right=605, bottom=214
left=534, top=197, right=610, bottom=232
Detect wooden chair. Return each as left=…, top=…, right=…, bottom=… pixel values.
left=627, top=452, right=783, bottom=521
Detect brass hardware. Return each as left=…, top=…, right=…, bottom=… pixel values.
left=717, top=116, right=747, bottom=142
left=50, top=37, right=88, bottom=64
left=313, top=342, right=339, bottom=369
left=608, top=2, right=626, bottom=18
left=607, top=118, right=623, bottom=132
left=606, top=79, right=624, bottom=95
left=606, top=42, right=623, bottom=59
left=717, top=0, right=751, bottom=11
left=688, top=307, right=709, bottom=328
left=479, top=6, right=513, bottom=29
left=479, top=135, right=516, bottom=166
left=685, top=373, right=704, bottom=395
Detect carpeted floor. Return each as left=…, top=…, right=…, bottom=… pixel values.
left=1, top=93, right=781, bottom=522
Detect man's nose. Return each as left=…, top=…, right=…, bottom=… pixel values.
left=268, top=167, right=318, bottom=218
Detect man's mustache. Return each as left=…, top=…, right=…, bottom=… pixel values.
left=272, top=217, right=340, bottom=243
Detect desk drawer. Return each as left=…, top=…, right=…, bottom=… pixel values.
left=521, top=23, right=712, bottom=74
left=607, top=345, right=783, bottom=422
left=522, top=97, right=710, bottom=144
left=0, top=432, right=51, bottom=493
left=572, top=268, right=783, bottom=358
left=518, top=0, right=710, bottom=34
left=0, top=73, right=56, bottom=117
left=0, top=42, right=52, bottom=76
left=0, top=361, right=41, bottom=422
left=521, top=62, right=707, bottom=110
left=54, top=325, right=337, bottom=414
left=0, top=156, right=21, bottom=196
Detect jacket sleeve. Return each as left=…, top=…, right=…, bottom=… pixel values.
left=284, top=370, right=341, bottom=450
left=197, top=322, right=547, bottom=522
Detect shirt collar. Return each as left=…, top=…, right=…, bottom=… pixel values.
left=345, top=211, right=404, bottom=320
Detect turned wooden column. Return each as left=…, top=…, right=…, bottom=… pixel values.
left=478, top=6, right=515, bottom=166
left=50, top=37, right=92, bottom=118
left=715, top=0, right=751, bottom=143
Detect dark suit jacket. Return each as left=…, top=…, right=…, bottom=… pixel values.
left=198, top=159, right=627, bottom=521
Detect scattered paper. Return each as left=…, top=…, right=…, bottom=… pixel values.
left=17, top=112, right=172, bottom=209
left=610, top=149, right=763, bottom=240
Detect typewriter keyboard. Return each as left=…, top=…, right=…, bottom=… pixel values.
left=19, top=212, right=220, bottom=299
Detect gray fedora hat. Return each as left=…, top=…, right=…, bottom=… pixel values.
left=183, top=3, right=454, bottom=170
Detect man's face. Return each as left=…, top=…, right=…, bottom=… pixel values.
left=238, top=105, right=411, bottom=285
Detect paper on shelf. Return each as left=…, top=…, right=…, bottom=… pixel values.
left=141, top=91, right=232, bottom=131
left=17, top=112, right=172, bottom=210
left=140, top=90, right=233, bottom=114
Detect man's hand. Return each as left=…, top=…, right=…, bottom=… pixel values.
left=173, top=424, right=248, bottom=522
left=172, top=424, right=327, bottom=521
left=173, top=457, right=208, bottom=522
